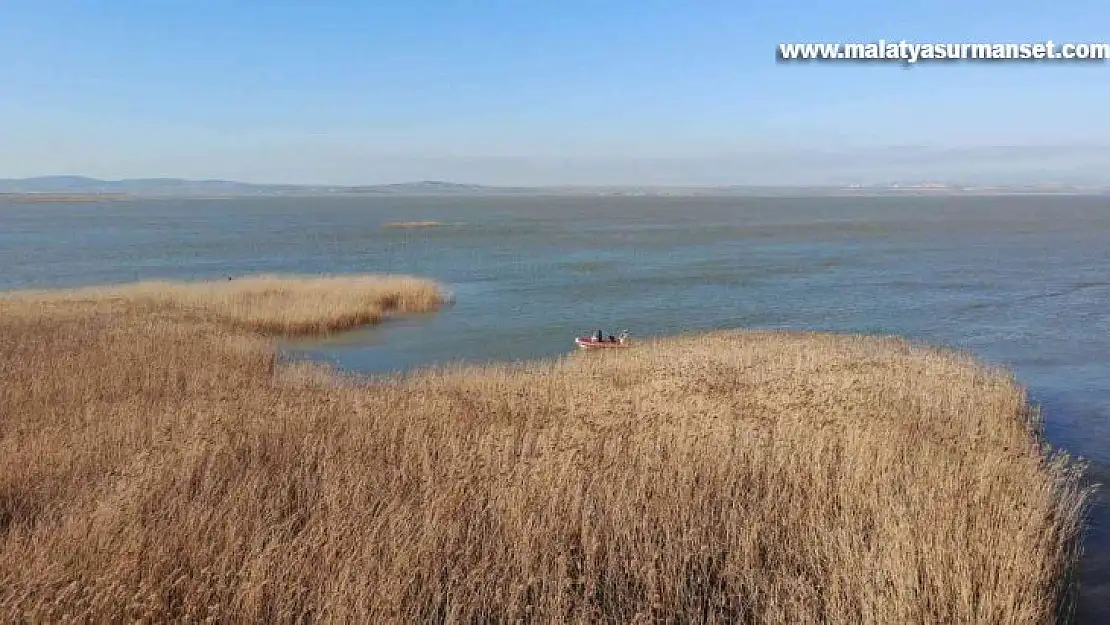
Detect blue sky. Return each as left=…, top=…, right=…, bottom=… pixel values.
left=3, top=1, right=1109, bottom=184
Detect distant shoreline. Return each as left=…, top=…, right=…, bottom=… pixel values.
left=0, top=193, right=132, bottom=203
left=2, top=176, right=1109, bottom=200
left=2, top=189, right=1107, bottom=202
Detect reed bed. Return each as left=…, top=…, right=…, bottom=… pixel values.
left=0, top=274, right=445, bottom=335
left=0, top=278, right=1092, bottom=624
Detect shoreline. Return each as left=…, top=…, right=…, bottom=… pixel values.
left=4, top=190, right=1110, bottom=202
left=0, top=193, right=133, bottom=203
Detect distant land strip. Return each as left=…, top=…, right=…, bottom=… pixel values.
left=0, top=193, right=133, bottom=203
left=2, top=177, right=1109, bottom=198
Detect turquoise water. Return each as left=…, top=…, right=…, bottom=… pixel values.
left=2, top=194, right=1108, bottom=619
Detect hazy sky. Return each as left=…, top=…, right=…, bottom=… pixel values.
left=3, top=1, right=1109, bottom=185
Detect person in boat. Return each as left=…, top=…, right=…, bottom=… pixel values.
left=608, top=334, right=616, bottom=342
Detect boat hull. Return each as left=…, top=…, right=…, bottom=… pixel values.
left=575, top=337, right=628, bottom=349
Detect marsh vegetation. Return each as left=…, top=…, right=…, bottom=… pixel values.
left=0, top=275, right=1091, bottom=623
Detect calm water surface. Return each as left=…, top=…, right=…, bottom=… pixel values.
left=2, top=195, right=1108, bottom=620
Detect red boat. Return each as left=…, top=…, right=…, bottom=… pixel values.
left=575, top=331, right=630, bottom=349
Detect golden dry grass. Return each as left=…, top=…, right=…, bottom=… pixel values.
left=0, top=273, right=445, bottom=336
left=0, top=277, right=1092, bottom=624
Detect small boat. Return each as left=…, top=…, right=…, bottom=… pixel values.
left=575, top=331, right=630, bottom=349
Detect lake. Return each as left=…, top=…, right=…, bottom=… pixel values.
left=2, top=194, right=1108, bottom=620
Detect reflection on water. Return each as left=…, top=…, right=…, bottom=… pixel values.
left=2, top=194, right=1109, bottom=620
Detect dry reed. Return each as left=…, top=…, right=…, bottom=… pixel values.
left=0, top=277, right=1092, bottom=624
left=0, top=273, right=445, bottom=336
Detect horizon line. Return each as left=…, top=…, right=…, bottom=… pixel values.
left=5, top=175, right=1110, bottom=187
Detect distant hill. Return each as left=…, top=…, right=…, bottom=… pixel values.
left=0, top=176, right=263, bottom=195
left=0, top=177, right=526, bottom=197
